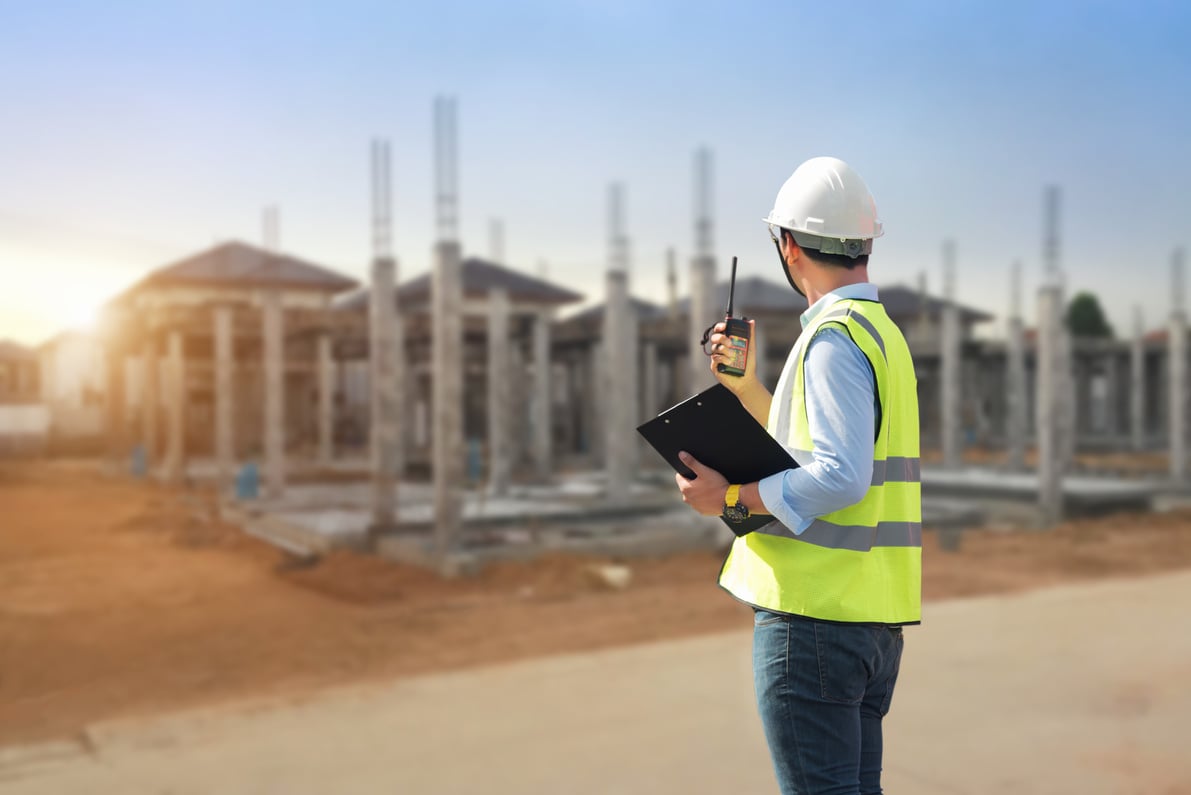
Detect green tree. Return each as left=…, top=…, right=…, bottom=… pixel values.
left=1065, top=292, right=1114, bottom=338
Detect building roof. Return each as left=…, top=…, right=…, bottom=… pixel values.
left=879, top=283, right=993, bottom=323
left=675, top=275, right=807, bottom=315
left=132, top=241, right=357, bottom=293
left=562, top=296, right=670, bottom=325
left=333, top=257, right=584, bottom=311
left=673, top=278, right=994, bottom=323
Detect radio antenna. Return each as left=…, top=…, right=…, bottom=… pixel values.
left=725, top=255, right=738, bottom=317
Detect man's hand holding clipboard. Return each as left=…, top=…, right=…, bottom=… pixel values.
left=636, top=384, right=797, bottom=537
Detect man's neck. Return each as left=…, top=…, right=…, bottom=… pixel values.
left=803, top=267, right=871, bottom=307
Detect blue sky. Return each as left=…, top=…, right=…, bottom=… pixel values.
left=1, top=0, right=1189, bottom=343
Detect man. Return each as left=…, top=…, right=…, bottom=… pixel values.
left=675, top=156, right=921, bottom=795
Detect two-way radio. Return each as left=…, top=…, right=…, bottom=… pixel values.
left=699, top=255, right=751, bottom=377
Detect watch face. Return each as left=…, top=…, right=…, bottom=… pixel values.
left=724, top=504, right=750, bottom=523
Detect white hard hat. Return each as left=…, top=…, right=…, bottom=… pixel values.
left=763, top=156, right=883, bottom=258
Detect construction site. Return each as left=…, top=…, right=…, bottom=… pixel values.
left=3, top=5, right=1191, bottom=789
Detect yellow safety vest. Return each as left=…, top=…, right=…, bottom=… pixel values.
left=718, top=297, right=922, bottom=624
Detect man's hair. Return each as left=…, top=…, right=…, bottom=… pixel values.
left=783, top=229, right=870, bottom=270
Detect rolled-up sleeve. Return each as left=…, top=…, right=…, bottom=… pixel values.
left=756, top=327, right=876, bottom=534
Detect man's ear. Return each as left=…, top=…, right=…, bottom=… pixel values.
left=783, top=232, right=802, bottom=265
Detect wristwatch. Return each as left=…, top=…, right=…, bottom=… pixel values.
left=722, top=484, right=750, bottom=524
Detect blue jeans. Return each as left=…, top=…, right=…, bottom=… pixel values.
left=752, top=609, right=905, bottom=795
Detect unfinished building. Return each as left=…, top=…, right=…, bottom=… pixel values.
left=99, top=240, right=358, bottom=492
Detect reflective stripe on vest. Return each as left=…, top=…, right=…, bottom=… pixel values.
left=718, top=298, right=922, bottom=625
left=787, top=452, right=920, bottom=486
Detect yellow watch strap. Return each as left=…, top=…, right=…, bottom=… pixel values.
left=724, top=484, right=741, bottom=506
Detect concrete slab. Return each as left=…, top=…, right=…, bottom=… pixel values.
left=3, top=572, right=1190, bottom=794
left=228, top=474, right=680, bottom=559
left=923, top=466, right=1159, bottom=515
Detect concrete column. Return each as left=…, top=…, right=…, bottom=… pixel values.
left=688, top=254, right=716, bottom=394
left=165, top=329, right=186, bottom=484
left=1131, top=306, right=1146, bottom=451
left=317, top=333, right=335, bottom=465
left=487, top=288, right=512, bottom=496
left=940, top=241, right=962, bottom=469
left=531, top=309, right=553, bottom=480
left=432, top=241, right=464, bottom=557
left=1036, top=284, right=1063, bottom=526
left=1170, top=251, right=1187, bottom=483
left=604, top=270, right=637, bottom=503
left=641, top=340, right=658, bottom=419
left=141, top=334, right=158, bottom=467
left=370, top=257, right=399, bottom=528
left=213, top=305, right=235, bottom=492
left=262, top=291, right=285, bottom=499
left=1006, top=261, right=1027, bottom=470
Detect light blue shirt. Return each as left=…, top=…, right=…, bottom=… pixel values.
left=756, top=284, right=880, bottom=535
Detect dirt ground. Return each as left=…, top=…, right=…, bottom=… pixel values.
left=4, top=460, right=1191, bottom=749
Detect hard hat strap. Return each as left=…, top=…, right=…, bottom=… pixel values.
left=773, top=235, right=806, bottom=298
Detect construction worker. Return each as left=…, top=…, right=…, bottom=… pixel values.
left=675, top=156, right=921, bottom=795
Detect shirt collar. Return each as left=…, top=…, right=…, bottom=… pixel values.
left=799, top=283, right=879, bottom=329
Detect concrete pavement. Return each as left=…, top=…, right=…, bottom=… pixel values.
left=3, top=571, right=1190, bottom=794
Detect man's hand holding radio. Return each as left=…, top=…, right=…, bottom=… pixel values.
left=709, top=318, right=757, bottom=393
left=709, top=318, right=773, bottom=428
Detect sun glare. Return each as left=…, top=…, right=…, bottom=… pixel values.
left=53, top=286, right=101, bottom=332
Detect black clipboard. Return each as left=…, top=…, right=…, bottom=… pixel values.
left=636, top=384, right=798, bottom=536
